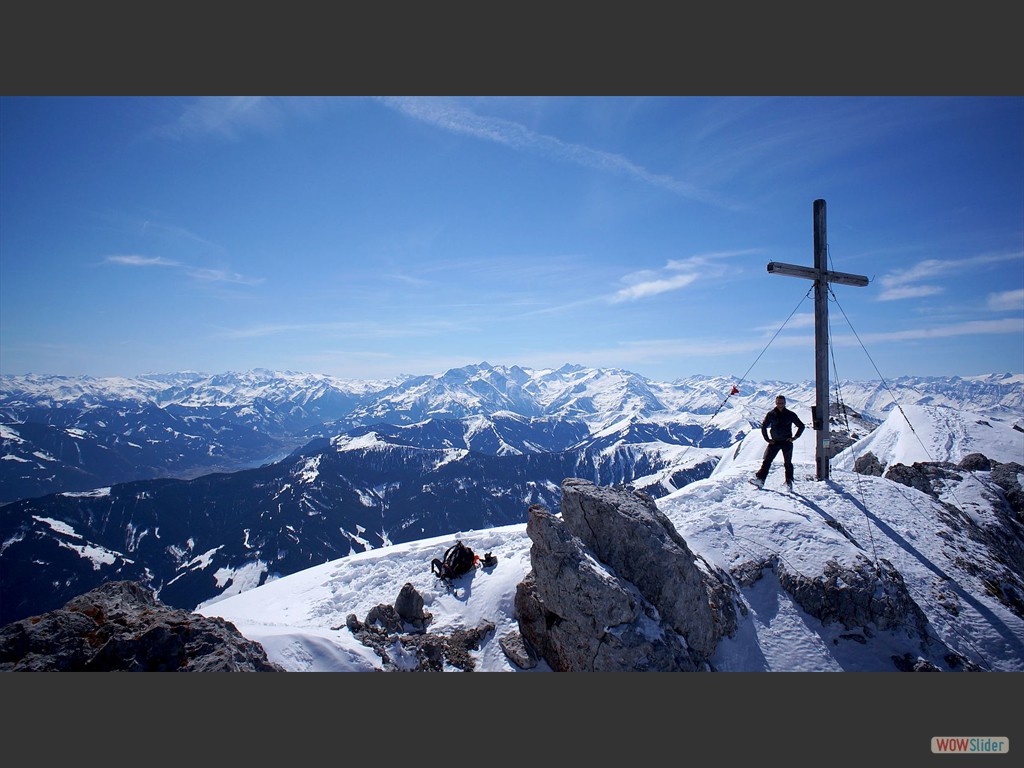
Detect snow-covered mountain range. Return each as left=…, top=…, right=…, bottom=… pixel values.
left=3, top=364, right=1020, bottom=503
left=2, top=364, right=1022, bottom=636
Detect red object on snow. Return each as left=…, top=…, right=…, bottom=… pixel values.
left=730, top=385, right=739, bottom=395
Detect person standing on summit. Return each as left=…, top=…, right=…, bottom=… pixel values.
left=750, top=395, right=805, bottom=490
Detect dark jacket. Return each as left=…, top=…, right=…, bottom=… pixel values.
left=761, top=406, right=805, bottom=443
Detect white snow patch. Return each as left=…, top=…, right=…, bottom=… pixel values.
left=61, top=487, right=112, bottom=498
left=0, top=425, right=24, bottom=442
left=295, top=455, right=321, bottom=484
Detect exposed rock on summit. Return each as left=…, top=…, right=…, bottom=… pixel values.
left=881, top=454, right=1024, bottom=619
left=0, top=580, right=283, bottom=672
left=345, top=582, right=494, bottom=671
left=777, top=554, right=930, bottom=638
left=510, top=478, right=740, bottom=671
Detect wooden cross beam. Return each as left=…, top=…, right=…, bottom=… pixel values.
left=766, top=199, right=869, bottom=481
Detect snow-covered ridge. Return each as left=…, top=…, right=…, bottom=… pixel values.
left=4, top=364, right=1021, bottom=425
left=0, top=369, right=406, bottom=410
left=832, top=403, right=1024, bottom=470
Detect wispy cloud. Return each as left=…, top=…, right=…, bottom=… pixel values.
left=154, top=97, right=306, bottom=141
left=102, top=254, right=262, bottom=286
left=610, top=250, right=762, bottom=303
left=876, top=284, right=945, bottom=301
left=836, top=318, right=1023, bottom=344
left=988, top=288, right=1024, bottom=312
left=613, top=273, right=698, bottom=302
left=376, top=97, right=735, bottom=209
left=215, top=319, right=463, bottom=340
left=877, top=251, right=1023, bottom=301
left=104, top=255, right=178, bottom=268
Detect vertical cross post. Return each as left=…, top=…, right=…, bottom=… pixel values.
left=813, top=199, right=830, bottom=480
left=766, top=199, right=869, bottom=480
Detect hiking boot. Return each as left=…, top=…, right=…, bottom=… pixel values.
left=785, top=480, right=794, bottom=491
left=748, top=477, right=764, bottom=489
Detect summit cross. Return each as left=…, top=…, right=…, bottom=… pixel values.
left=766, top=199, right=869, bottom=481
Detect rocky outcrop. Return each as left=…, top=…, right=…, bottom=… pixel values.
left=884, top=455, right=1022, bottom=516
left=345, top=582, right=493, bottom=671
left=394, top=581, right=432, bottom=631
left=990, top=460, right=1023, bottom=520
left=884, top=461, right=945, bottom=495
left=512, top=508, right=698, bottom=671
left=509, top=479, right=739, bottom=672
left=853, top=451, right=884, bottom=476
left=882, top=455, right=1024, bottom=619
left=958, top=452, right=991, bottom=471
left=777, top=554, right=930, bottom=637
left=0, top=580, right=283, bottom=671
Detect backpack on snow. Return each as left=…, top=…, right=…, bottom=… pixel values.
left=431, top=540, right=478, bottom=582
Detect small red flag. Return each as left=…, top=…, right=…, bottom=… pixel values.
left=730, top=385, right=739, bottom=396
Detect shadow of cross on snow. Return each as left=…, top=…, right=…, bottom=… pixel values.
left=784, top=487, right=864, bottom=548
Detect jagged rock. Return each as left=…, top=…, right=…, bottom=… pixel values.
left=944, top=653, right=983, bottom=671
left=0, top=580, right=283, bottom=672
left=513, top=479, right=740, bottom=671
left=991, top=461, right=1024, bottom=519
left=350, top=616, right=495, bottom=672
left=498, top=630, right=538, bottom=669
left=364, top=604, right=405, bottom=634
left=884, top=461, right=984, bottom=507
left=853, top=451, right=884, bottom=476
left=884, top=462, right=937, bottom=495
left=559, top=478, right=738, bottom=658
left=515, top=504, right=698, bottom=671
left=892, top=653, right=942, bottom=672
left=422, top=621, right=495, bottom=671
left=730, top=555, right=777, bottom=587
left=777, top=554, right=930, bottom=641
left=346, top=584, right=492, bottom=671
left=959, top=452, right=991, bottom=471
left=394, top=582, right=431, bottom=632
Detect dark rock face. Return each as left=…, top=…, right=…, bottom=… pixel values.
left=394, top=582, right=432, bottom=631
left=777, top=554, right=929, bottom=636
left=884, top=462, right=943, bottom=495
left=884, top=456, right=1021, bottom=517
left=0, top=580, right=283, bottom=672
left=990, top=461, right=1024, bottom=520
left=560, top=479, right=738, bottom=658
left=511, top=479, right=740, bottom=672
left=959, top=453, right=992, bottom=471
left=853, top=452, right=884, bottom=476
left=514, top=507, right=698, bottom=672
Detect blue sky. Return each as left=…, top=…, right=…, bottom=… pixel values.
left=2, top=96, right=1021, bottom=384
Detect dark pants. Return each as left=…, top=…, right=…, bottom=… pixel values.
left=756, top=440, right=794, bottom=483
